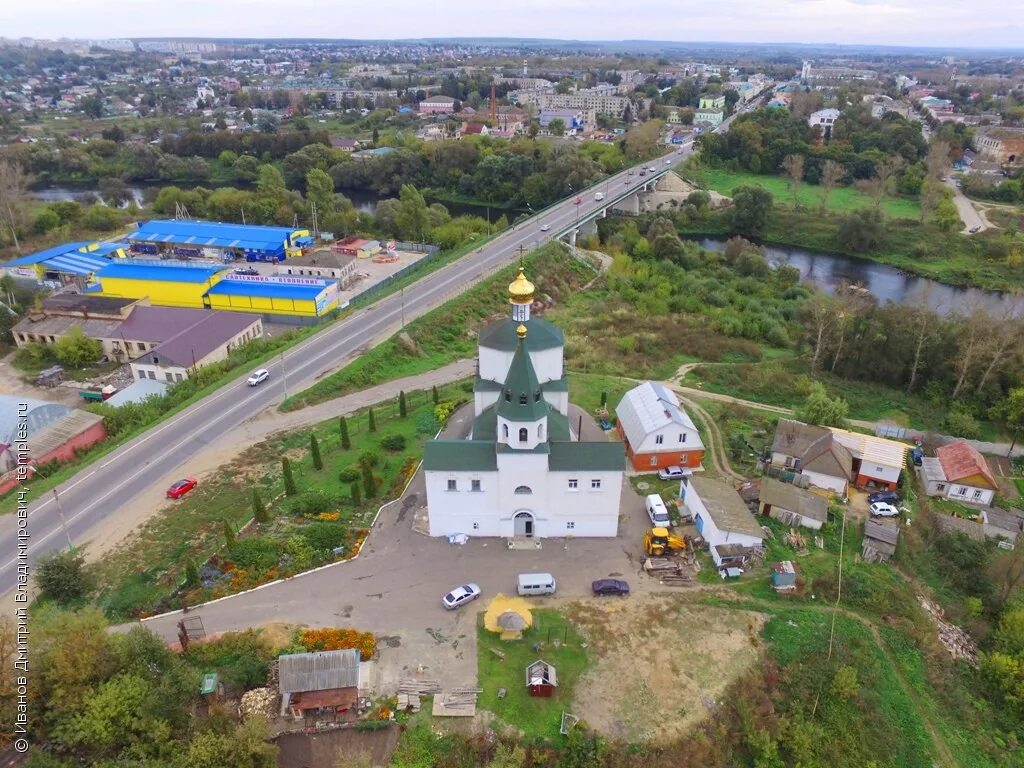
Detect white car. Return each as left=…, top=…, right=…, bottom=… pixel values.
left=540, top=224, right=550, bottom=232
left=665, top=159, right=671, bottom=164
left=247, top=369, right=270, bottom=387
left=869, top=502, right=899, bottom=518
left=442, top=583, right=481, bottom=610
left=658, top=466, right=686, bottom=481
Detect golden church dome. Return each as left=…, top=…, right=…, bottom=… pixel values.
left=516, top=323, right=528, bottom=339
left=508, top=266, right=535, bottom=304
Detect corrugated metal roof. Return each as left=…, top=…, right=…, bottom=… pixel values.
left=616, top=381, right=700, bottom=446
left=2, top=242, right=92, bottom=267
left=548, top=441, right=625, bottom=471
left=920, top=457, right=946, bottom=485
left=828, top=427, right=907, bottom=470
left=864, top=519, right=900, bottom=546
left=45, top=251, right=111, bottom=275
left=96, top=262, right=226, bottom=284
left=129, top=219, right=300, bottom=252
left=937, top=440, right=998, bottom=489
left=278, top=649, right=360, bottom=694
left=424, top=440, right=497, bottom=471
left=0, top=396, right=73, bottom=447
left=206, top=279, right=329, bottom=300
left=759, top=477, right=828, bottom=522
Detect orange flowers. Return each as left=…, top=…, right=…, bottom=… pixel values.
left=299, top=627, right=377, bottom=660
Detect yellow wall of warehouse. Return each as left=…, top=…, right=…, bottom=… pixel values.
left=98, top=277, right=212, bottom=309
left=207, top=293, right=319, bottom=317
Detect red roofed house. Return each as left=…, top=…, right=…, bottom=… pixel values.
left=921, top=440, right=999, bottom=506
left=462, top=122, right=490, bottom=136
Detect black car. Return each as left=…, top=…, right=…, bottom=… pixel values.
left=592, top=578, right=630, bottom=596
left=868, top=490, right=900, bottom=505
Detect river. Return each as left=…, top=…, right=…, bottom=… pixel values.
left=34, top=184, right=509, bottom=220
left=688, top=236, right=1022, bottom=318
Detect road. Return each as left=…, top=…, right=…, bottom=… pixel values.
left=943, top=176, right=989, bottom=234
left=1, top=132, right=718, bottom=595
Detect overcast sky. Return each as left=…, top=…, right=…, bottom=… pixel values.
left=2, top=0, right=1022, bottom=48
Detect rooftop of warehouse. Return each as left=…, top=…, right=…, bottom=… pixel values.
left=130, top=219, right=307, bottom=243
left=95, top=261, right=227, bottom=284
left=206, top=278, right=332, bottom=300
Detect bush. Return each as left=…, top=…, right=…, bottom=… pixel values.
left=32, top=209, right=61, bottom=235
left=301, top=522, right=348, bottom=552
left=288, top=489, right=339, bottom=516
left=226, top=538, right=279, bottom=570
left=358, top=451, right=380, bottom=469
left=299, top=627, right=377, bottom=660
left=37, top=549, right=92, bottom=603
left=81, top=204, right=123, bottom=231
left=381, top=434, right=407, bottom=451
left=338, top=466, right=360, bottom=483
left=943, top=404, right=981, bottom=439
left=182, top=629, right=275, bottom=690
left=52, top=326, right=103, bottom=368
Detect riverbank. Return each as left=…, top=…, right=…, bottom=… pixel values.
left=675, top=207, right=1024, bottom=294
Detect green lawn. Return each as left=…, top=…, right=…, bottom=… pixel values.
left=91, top=383, right=469, bottom=621
left=564, top=372, right=635, bottom=418
left=691, top=167, right=922, bottom=220
left=476, top=609, right=590, bottom=742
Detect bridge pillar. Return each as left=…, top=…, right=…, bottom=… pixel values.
left=612, top=193, right=640, bottom=215
left=579, top=218, right=599, bottom=237
left=568, top=229, right=577, bottom=247
left=599, top=207, right=607, bottom=219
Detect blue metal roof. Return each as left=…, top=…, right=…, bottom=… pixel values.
left=2, top=242, right=93, bottom=267
left=90, top=243, right=129, bottom=257
left=96, top=262, right=226, bottom=283
left=206, top=279, right=329, bottom=300
left=128, top=220, right=300, bottom=253
left=44, top=251, right=111, bottom=275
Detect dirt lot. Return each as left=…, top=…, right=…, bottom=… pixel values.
left=564, top=594, right=765, bottom=744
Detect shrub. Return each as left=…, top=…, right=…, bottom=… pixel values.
left=182, top=629, right=275, bottom=690
left=381, top=434, right=407, bottom=451
left=310, top=434, right=323, bottom=470
left=399, top=390, right=407, bottom=418
left=350, top=482, right=362, bottom=506
left=282, top=457, right=297, bottom=496
left=252, top=489, right=269, bottom=523
left=301, top=522, right=348, bottom=552
left=288, top=489, right=338, bottom=516
left=226, top=537, right=279, bottom=570
left=339, top=416, right=351, bottom=449
left=434, top=401, right=457, bottom=423
left=943, top=404, right=981, bottom=439
left=368, top=407, right=377, bottom=432
left=338, top=467, right=360, bottom=483
left=222, top=519, right=236, bottom=546
left=37, top=549, right=92, bottom=603
left=52, top=326, right=103, bottom=368
left=358, top=451, right=380, bottom=469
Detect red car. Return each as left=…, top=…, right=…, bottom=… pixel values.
left=166, top=478, right=197, bottom=499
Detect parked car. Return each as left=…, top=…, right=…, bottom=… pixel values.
left=540, top=224, right=550, bottom=232
left=234, top=267, right=259, bottom=276
left=645, top=494, right=671, bottom=527
left=247, top=369, right=270, bottom=387
left=627, top=169, right=634, bottom=175
left=442, top=583, right=481, bottom=610
left=658, top=466, right=685, bottom=481
left=592, top=578, right=630, bottom=596
left=868, top=490, right=900, bottom=505
left=869, top=502, right=900, bottom=518
left=969, top=225, right=981, bottom=233
left=910, top=448, right=924, bottom=466
left=665, top=159, right=671, bottom=164
left=166, top=478, right=197, bottom=499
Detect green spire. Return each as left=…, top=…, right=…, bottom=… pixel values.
left=497, top=331, right=549, bottom=423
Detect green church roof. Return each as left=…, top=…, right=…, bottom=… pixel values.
left=478, top=318, right=564, bottom=352
left=424, top=440, right=497, bottom=471
left=549, top=441, right=625, bottom=472
left=496, top=339, right=549, bottom=423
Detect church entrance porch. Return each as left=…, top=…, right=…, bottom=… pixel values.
left=514, top=511, right=535, bottom=537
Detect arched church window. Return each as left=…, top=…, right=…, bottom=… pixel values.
left=504, top=389, right=511, bottom=402
left=503, top=424, right=509, bottom=439
left=519, top=427, right=528, bottom=442
left=538, top=424, right=544, bottom=439
left=534, top=390, right=541, bottom=402
left=514, top=485, right=533, bottom=495
left=519, top=393, right=528, bottom=405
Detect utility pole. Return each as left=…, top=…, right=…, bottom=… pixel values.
left=280, top=351, right=289, bottom=400
left=400, top=286, right=406, bottom=329
left=52, top=489, right=73, bottom=551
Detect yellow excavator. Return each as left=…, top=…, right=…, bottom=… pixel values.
left=644, top=527, right=687, bottom=556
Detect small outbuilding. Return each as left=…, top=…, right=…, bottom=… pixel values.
left=483, top=594, right=534, bottom=641
left=770, top=561, right=799, bottom=592
left=526, top=659, right=558, bottom=697
left=278, top=648, right=360, bottom=722
left=758, top=477, right=828, bottom=530
left=862, top=520, right=899, bottom=564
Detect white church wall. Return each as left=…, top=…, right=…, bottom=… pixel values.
left=425, top=470, right=501, bottom=536
left=478, top=345, right=563, bottom=387
left=544, top=391, right=569, bottom=417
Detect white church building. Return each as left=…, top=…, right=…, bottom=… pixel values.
left=423, top=266, right=624, bottom=539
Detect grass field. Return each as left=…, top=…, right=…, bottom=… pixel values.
left=691, top=167, right=922, bottom=220
left=477, top=609, right=590, bottom=742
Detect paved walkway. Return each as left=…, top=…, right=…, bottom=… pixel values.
left=944, top=177, right=990, bottom=234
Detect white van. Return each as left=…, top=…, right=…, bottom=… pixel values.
left=517, top=573, right=557, bottom=596
left=645, top=494, right=672, bottom=527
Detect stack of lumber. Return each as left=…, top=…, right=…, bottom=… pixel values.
left=643, top=557, right=678, bottom=572
left=398, top=679, right=441, bottom=696
left=396, top=693, right=421, bottom=713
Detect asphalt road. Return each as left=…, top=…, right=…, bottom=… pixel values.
left=943, top=176, right=988, bottom=233
left=0, top=139, right=704, bottom=595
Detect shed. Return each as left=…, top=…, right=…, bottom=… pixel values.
left=758, top=477, right=828, bottom=530
left=277, top=649, right=360, bottom=720
left=483, top=593, right=534, bottom=640
left=770, top=561, right=799, bottom=592
left=525, top=659, right=558, bottom=697
left=862, top=520, right=899, bottom=563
